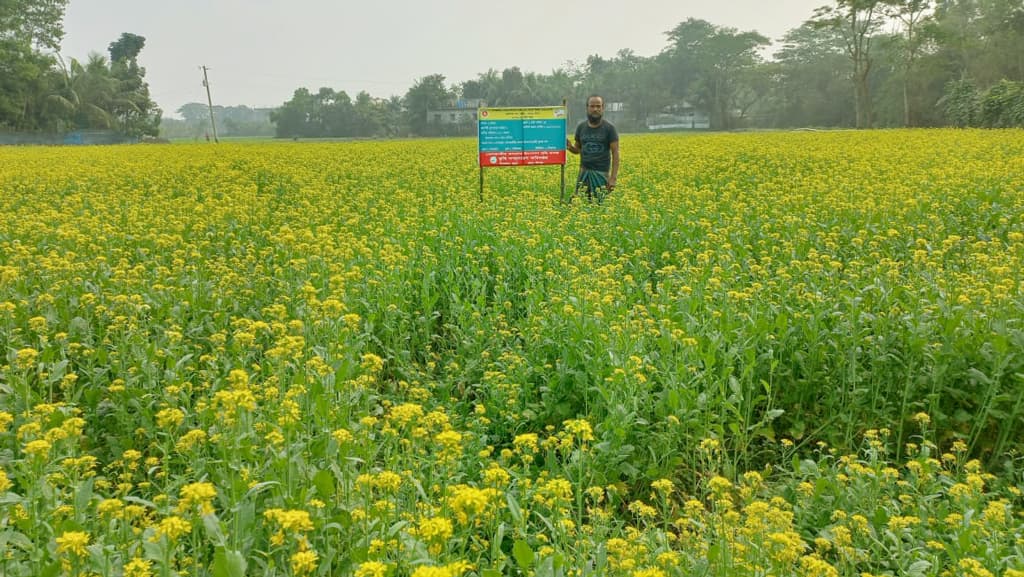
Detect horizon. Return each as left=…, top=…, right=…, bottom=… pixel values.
left=60, top=0, right=826, bottom=118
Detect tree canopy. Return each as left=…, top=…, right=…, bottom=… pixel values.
left=4, top=0, right=1024, bottom=138
left=0, top=2, right=159, bottom=136
left=271, top=0, right=1024, bottom=138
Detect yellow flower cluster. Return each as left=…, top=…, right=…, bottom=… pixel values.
left=1, top=132, right=1022, bottom=576
left=177, top=481, right=217, bottom=515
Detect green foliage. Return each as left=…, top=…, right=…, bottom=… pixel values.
left=0, top=0, right=68, bottom=130
left=0, top=37, right=54, bottom=130
left=45, top=54, right=117, bottom=132
left=662, top=18, right=770, bottom=130
left=810, top=0, right=888, bottom=128
left=940, top=78, right=980, bottom=126
left=0, top=0, right=69, bottom=51
left=106, top=33, right=160, bottom=137
left=164, top=103, right=274, bottom=139
left=107, top=32, right=145, bottom=64
left=771, top=22, right=853, bottom=127
left=2, top=133, right=1024, bottom=575
left=262, top=2, right=1024, bottom=134
left=270, top=87, right=400, bottom=138
left=403, top=74, right=453, bottom=137
left=0, top=14, right=159, bottom=136
left=978, top=79, right=1024, bottom=127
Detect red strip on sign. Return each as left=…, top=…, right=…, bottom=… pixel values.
left=479, top=151, right=565, bottom=167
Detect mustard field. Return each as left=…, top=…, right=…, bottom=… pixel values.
left=1, top=131, right=1023, bottom=576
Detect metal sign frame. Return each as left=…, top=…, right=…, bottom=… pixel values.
left=477, top=101, right=567, bottom=201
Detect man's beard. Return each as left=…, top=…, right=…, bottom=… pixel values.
left=587, top=113, right=602, bottom=124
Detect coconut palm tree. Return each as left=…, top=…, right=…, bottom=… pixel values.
left=46, top=53, right=117, bottom=131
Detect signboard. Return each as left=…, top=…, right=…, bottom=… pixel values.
left=478, top=106, right=567, bottom=167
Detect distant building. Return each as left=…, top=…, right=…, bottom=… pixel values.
left=428, top=98, right=486, bottom=125
left=646, top=102, right=710, bottom=130
left=602, top=102, right=626, bottom=125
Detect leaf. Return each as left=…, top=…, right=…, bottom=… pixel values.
left=536, top=555, right=558, bottom=577
left=505, top=492, right=523, bottom=525
left=123, top=495, right=158, bottom=510
left=907, top=560, right=932, bottom=577
left=202, top=513, right=227, bottom=547
left=142, top=539, right=165, bottom=561
left=513, top=539, right=535, bottom=569
left=0, top=493, right=24, bottom=505
left=313, top=469, right=335, bottom=499
left=212, top=548, right=247, bottom=577
left=40, top=561, right=61, bottom=577
left=0, top=530, right=32, bottom=551
left=490, top=522, right=506, bottom=560
left=232, top=500, right=256, bottom=545
left=243, top=480, right=281, bottom=500
left=707, top=542, right=721, bottom=563
left=75, top=477, right=95, bottom=518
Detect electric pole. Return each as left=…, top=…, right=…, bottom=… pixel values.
left=201, top=65, right=219, bottom=143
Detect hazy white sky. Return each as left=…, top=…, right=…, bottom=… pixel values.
left=61, top=0, right=826, bottom=116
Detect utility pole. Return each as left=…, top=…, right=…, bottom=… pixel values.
left=201, top=65, right=219, bottom=143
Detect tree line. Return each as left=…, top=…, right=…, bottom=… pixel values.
left=3, top=0, right=1021, bottom=139
left=161, top=103, right=275, bottom=140
left=0, top=0, right=159, bottom=136
left=270, top=0, right=1024, bottom=138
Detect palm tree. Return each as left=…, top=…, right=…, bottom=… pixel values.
left=46, top=53, right=117, bottom=131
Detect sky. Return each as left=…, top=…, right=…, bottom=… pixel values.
left=60, top=0, right=827, bottom=117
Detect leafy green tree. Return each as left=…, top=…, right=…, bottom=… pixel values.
left=939, top=77, right=981, bottom=125
left=531, top=67, right=579, bottom=112
left=926, top=0, right=981, bottom=78
left=271, top=87, right=392, bottom=138
left=0, top=0, right=69, bottom=51
left=935, top=0, right=1024, bottom=83
left=883, top=0, right=933, bottom=126
left=317, top=87, right=353, bottom=136
left=352, top=91, right=384, bottom=137
left=271, top=88, right=314, bottom=137
left=176, top=102, right=212, bottom=138
left=662, top=18, right=769, bottom=129
left=459, top=78, right=486, bottom=102
left=623, top=51, right=673, bottom=130
left=909, top=0, right=1024, bottom=126
left=978, top=79, right=1024, bottom=126
left=381, top=95, right=405, bottom=136
left=107, top=33, right=160, bottom=136
left=500, top=67, right=531, bottom=104
left=264, top=2, right=1022, bottom=134
left=169, top=103, right=273, bottom=139
left=979, top=0, right=1024, bottom=82
left=0, top=0, right=69, bottom=130
left=575, top=49, right=669, bottom=130
left=108, top=32, right=145, bottom=65
left=402, top=74, right=452, bottom=136
left=811, top=0, right=887, bottom=128
left=0, top=37, right=53, bottom=129
left=772, top=21, right=854, bottom=126
left=45, top=53, right=117, bottom=131
left=732, top=62, right=779, bottom=126
left=461, top=69, right=502, bottom=105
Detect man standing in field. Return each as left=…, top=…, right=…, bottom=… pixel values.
left=567, top=95, right=620, bottom=202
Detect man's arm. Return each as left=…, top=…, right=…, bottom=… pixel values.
left=566, top=137, right=580, bottom=154
left=608, top=140, right=620, bottom=190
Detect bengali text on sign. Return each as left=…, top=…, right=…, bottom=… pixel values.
left=478, top=106, right=567, bottom=167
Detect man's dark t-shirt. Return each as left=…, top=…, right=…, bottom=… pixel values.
left=575, top=120, right=619, bottom=172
